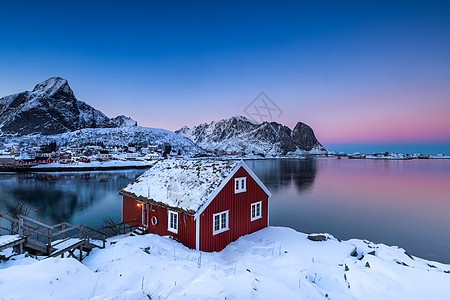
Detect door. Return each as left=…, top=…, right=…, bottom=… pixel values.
left=142, top=204, right=148, bottom=227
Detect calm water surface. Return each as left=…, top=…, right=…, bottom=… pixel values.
left=0, top=159, right=449, bottom=263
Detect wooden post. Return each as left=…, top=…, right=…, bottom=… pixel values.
left=18, top=216, right=23, bottom=236
left=79, top=245, right=83, bottom=261
left=47, top=228, right=52, bottom=255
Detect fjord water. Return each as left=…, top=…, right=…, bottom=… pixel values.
left=0, top=159, right=449, bottom=263
left=246, top=158, right=450, bottom=264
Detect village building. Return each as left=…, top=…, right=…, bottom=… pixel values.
left=97, top=150, right=112, bottom=161
left=0, top=155, right=16, bottom=166
left=120, top=159, right=271, bottom=252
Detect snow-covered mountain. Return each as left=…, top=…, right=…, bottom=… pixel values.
left=5, top=126, right=204, bottom=155
left=0, top=77, right=137, bottom=135
left=176, top=116, right=326, bottom=156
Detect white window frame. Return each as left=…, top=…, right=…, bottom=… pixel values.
left=213, top=210, right=229, bottom=235
left=168, top=210, right=178, bottom=234
left=250, top=201, right=262, bottom=221
left=234, top=177, right=247, bottom=193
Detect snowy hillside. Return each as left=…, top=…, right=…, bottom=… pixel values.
left=0, top=77, right=137, bottom=135
left=177, top=116, right=327, bottom=156
left=0, top=227, right=449, bottom=299
left=5, top=126, right=205, bottom=155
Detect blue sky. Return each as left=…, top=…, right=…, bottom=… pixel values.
left=1, top=0, right=449, bottom=144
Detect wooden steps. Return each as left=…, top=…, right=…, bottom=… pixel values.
left=131, top=226, right=148, bottom=236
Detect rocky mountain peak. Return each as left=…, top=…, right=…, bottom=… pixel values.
left=0, top=77, right=136, bottom=135
left=177, top=116, right=326, bottom=156
left=292, top=122, right=321, bottom=151
left=31, top=77, right=74, bottom=98
left=111, top=115, right=138, bottom=127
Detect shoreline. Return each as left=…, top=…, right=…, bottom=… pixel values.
left=0, top=163, right=152, bottom=173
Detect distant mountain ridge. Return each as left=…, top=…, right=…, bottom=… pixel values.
left=0, top=77, right=137, bottom=135
left=176, top=116, right=326, bottom=156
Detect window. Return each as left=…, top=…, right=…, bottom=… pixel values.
left=168, top=210, right=178, bottom=233
left=234, top=177, right=246, bottom=193
left=213, top=210, right=229, bottom=235
left=251, top=201, right=262, bottom=221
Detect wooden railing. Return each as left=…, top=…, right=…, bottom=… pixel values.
left=98, top=219, right=140, bottom=237
left=0, top=214, right=107, bottom=255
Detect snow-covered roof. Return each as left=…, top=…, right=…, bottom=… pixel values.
left=120, top=159, right=269, bottom=215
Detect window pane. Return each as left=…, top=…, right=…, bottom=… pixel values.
left=241, top=179, right=245, bottom=189
left=251, top=205, right=255, bottom=218
left=221, top=213, right=227, bottom=229
left=174, top=213, right=177, bottom=229
left=257, top=203, right=261, bottom=216
left=214, top=215, right=219, bottom=231
left=235, top=180, right=239, bottom=190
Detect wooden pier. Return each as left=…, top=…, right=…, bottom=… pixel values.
left=0, top=214, right=107, bottom=261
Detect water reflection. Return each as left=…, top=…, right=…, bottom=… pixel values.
left=245, top=159, right=317, bottom=192
left=0, top=170, right=145, bottom=227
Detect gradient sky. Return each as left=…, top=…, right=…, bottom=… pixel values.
left=1, top=0, right=449, bottom=145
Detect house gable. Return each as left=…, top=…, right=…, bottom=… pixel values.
left=198, top=166, right=269, bottom=251
left=194, top=160, right=271, bottom=220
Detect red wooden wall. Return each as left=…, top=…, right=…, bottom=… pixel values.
left=123, top=195, right=142, bottom=225
left=199, top=167, right=269, bottom=252
left=144, top=203, right=197, bottom=249
left=122, top=195, right=197, bottom=249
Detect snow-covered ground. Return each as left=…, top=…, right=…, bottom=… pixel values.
left=0, top=227, right=448, bottom=299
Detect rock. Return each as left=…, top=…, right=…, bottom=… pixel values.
left=365, top=262, right=371, bottom=268
left=404, top=251, right=415, bottom=260
left=291, top=122, right=322, bottom=151
left=367, top=250, right=376, bottom=256
left=307, top=234, right=328, bottom=242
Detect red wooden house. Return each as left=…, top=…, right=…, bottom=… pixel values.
left=120, top=159, right=271, bottom=252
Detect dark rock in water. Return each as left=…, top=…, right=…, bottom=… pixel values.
left=350, top=248, right=358, bottom=257
left=365, top=262, right=371, bottom=268
left=307, top=234, right=328, bottom=242
left=0, top=77, right=136, bottom=135
left=367, top=250, right=376, bottom=256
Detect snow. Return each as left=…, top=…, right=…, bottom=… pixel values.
left=121, top=159, right=240, bottom=213
left=31, top=77, right=71, bottom=97
left=0, top=227, right=449, bottom=299
left=0, top=235, right=22, bottom=247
